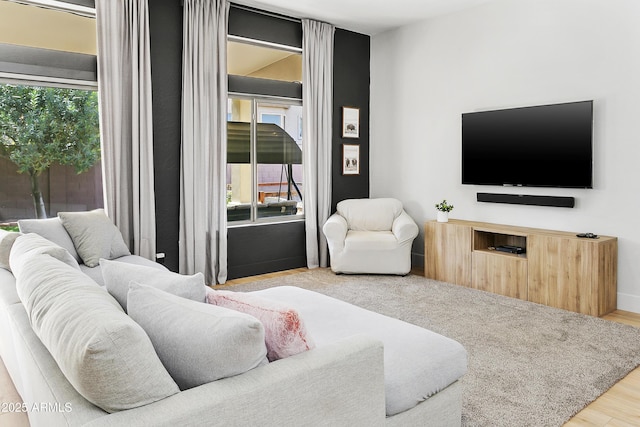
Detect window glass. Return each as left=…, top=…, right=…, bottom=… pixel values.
left=0, top=83, right=102, bottom=226
left=228, top=40, right=301, bottom=83
left=256, top=102, right=302, bottom=219
left=226, top=98, right=253, bottom=222
left=226, top=97, right=303, bottom=223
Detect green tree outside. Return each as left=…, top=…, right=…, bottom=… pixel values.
left=0, top=84, right=100, bottom=218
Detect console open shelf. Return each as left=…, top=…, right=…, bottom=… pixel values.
left=473, top=230, right=527, bottom=258
left=424, top=219, right=617, bottom=316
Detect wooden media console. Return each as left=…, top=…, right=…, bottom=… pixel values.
left=424, top=219, right=617, bottom=316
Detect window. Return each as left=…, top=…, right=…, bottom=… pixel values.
left=0, top=1, right=100, bottom=227
left=226, top=97, right=303, bottom=222
left=0, top=83, right=102, bottom=223
left=227, top=36, right=303, bottom=224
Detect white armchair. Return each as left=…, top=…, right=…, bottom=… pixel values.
left=323, top=198, right=419, bottom=275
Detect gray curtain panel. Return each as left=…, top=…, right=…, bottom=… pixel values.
left=302, top=19, right=335, bottom=268
left=180, top=0, right=229, bottom=285
left=96, top=0, right=156, bottom=261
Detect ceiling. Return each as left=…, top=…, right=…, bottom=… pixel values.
left=232, top=0, right=497, bottom=35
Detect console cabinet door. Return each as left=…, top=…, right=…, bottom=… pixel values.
left=424, top=221, right=472, bottom=286
left=472, top=252, right=527, bottom=300
left=528, top=235, right=596, bottom=315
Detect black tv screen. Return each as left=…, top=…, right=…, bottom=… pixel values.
left=462, top=100, right=593, bottom=188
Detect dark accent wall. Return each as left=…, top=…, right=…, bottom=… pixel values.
left=228, top=5, right=302, bottom=48
left=149, top=0, right=183, bottom=272
left=227, top=221, right=306, bottom=278
left=147, top=3, right=370, bottom=278
left=332, top=29, right=370, bottom=211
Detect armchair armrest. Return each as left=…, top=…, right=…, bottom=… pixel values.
left=392, top=211, right=419, bottom=244
left=323, top=213, right=348, bottom=253
left=87, top=336, right=386, bottom=427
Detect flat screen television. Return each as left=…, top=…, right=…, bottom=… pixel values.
left=462, top=100, right=593, bottom=188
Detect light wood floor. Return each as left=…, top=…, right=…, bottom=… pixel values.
left=1, top=268, right=638, bottom=426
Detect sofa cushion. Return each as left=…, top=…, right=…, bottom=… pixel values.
left=9, top=233, right=80, bottom=278
left=336, top=198, right=403, bottom=231
left=17, top=217, right=80, bottom=262
left=250, top=286, right=468, bottom=417
left=58, top=209, right=130, bottom=267
left=128, top=283, right=267, bottom=390
left=0, top=230, right=20, bottom=271
left=82, top=255, right=168, bottom=287
left=206, top=288, right=315, bottom=361
left=100, top=259, right=206, bottom=311
left=80, top=255, right=169, bottom=286
left=13, top=252, right=179, bottom=412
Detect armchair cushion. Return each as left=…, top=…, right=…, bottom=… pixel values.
left=337, top=198, right=403, bottom=231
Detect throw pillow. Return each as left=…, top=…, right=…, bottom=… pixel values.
left=128, top=282, right=267, bottom=390
left=100, top=259, right=206, bottom=312
left=18, top=217, right=80, bottom=262
left=58, top=209, right=130, bottom=267
left=206, top=288, right=315, bottom=361
left=9, top=233, right=80, bottom=278
left=13, top=252, right=179, bottom=412
left=0, top=230, right=20, bottom=271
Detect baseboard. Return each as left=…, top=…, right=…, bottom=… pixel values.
left=617, top=292, right=640, bottom=314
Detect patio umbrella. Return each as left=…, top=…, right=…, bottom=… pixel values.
left=226, top=121, right=302, bottom=200
left=227, top=121, right=302, bottom=164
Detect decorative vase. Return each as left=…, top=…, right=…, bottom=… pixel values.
left=437, top=211, right=449, bottom=223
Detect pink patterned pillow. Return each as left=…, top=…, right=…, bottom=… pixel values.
left=205, top=288, right=315, bottom=361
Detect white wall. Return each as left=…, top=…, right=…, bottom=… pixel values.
left=370, top=0, right=640, bottom=312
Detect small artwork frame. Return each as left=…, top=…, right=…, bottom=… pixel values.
left=342, top=106, right=360, bottom=139
left=342, top=144, right=360, bottom=175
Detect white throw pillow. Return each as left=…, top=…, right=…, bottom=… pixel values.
left=0, top=230, right=20, bottom=271
left=100, top=259, right=207, bottom=312
left=58, top=209, right=130, bottom=267
left=9, top=233, right=80, bottom=278
left=13, top=252, right=179, bottom=412
left=18, top=217, right=80, bottom=262
left=128, top=282, right=267, bottom=390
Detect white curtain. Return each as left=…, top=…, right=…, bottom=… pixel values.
left=180, top=0, right=229, bottom=285
left=96, top=0, right=156, bottom=260
left=302, top=19, right=335, bottom=269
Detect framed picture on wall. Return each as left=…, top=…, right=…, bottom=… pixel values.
left=342, top=107, right=360, bottom=138
left=342, top=144, right=360, bottom=175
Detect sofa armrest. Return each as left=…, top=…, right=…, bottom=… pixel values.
left=322, top=213, right=348, bottom=252
left=392, top=211, right=419, bottom=244
left=86, top=335, right=386, bottom=427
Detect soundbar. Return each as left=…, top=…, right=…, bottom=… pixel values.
left=477, top=193, right=575, bottom=208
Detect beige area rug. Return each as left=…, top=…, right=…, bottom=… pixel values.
left=226, top=269, right=640, bottom=427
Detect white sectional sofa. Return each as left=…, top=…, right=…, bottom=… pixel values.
left=0, top=212, right=467, bottom=426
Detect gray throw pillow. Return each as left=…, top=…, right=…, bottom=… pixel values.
left=13, top=251, right=179, bottom=412
left=0, top=230, right=20, bottom=271
left=58, top=209, right=130, bottom=267
left=18, top=217, right=80, bottom=262
left=128, top=282, right=267, bottom=390
left=9, top=233, right=80, bottom=278
left=100, top=258, right=206, bottom=311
